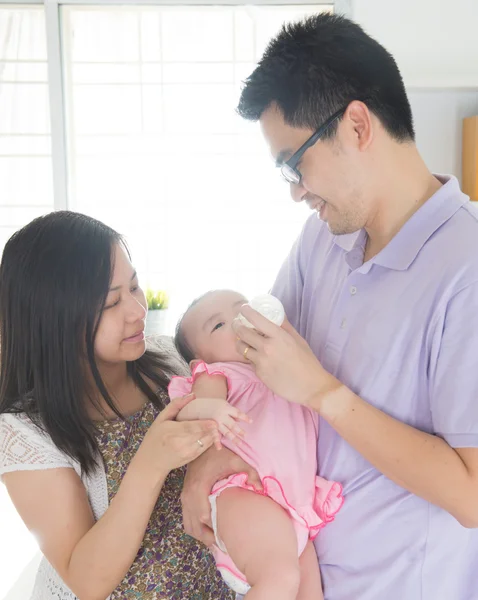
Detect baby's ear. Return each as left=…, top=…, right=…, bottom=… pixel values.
left=189, top=359, right=201, bottom=372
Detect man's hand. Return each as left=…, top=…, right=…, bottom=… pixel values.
left=233, top=305, right=340, bottom=408
left=181, top=446, right=261, bottom=546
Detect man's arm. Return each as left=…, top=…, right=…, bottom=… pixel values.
left=234, top=281, right=478, bottom=528
left=181, top=446, right=262, bottom=545
left=316, top=385, right=478, bottom=528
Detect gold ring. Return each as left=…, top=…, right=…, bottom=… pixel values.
left=197, top=439, right=204, bottom=448
left=243, top=345, right=250, bottom=359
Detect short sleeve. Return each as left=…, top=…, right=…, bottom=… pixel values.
left=0, top=413, right=74, bottom=480
left=168, top=374, right=193, bottom=399
left=429, top=283, right=478, bottom=448
left=168, top=361, right=231, bottom=399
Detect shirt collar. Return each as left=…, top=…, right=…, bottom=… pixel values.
left=333, top=175, right=469, bottom=271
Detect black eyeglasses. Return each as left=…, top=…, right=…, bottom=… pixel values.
left=280, top=106, right=347, bottom=185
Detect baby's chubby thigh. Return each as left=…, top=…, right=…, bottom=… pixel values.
left=213, top=486, right=302, bottom=597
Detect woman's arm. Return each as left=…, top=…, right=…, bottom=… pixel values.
left=3, top=396, right=219, bottom=600
left=234, top=304, right=478, bottom=529
left=5, top=458, right=165, bottom=600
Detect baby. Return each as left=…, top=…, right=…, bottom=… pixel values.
left=169, top=290, right=343, bottom=600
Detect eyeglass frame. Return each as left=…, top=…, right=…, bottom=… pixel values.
left=280, top=105, right=348, bottom=185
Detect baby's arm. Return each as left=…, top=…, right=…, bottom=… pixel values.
left=176, top=373, right=250, bottom=445
left=176, top=373, right=228, bottom=420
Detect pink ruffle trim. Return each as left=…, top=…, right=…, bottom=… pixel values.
left=211, top=471, right=344, bottom=541
left=169, top=360, right=232, bottom=394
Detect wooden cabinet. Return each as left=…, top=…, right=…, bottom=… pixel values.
left=463, top=116, right=478, bottom=201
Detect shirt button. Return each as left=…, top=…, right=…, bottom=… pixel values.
left=340, top=318, right=347, bottom=329
left=350, top=286, right=357, bottom=295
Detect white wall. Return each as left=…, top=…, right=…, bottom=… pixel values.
left=409, top=89, right=478, bottom=180
left=1, top=3, right=478, bottom=599
left=2, top=553, right=41, bottom=600
left=337, top=0, right=478, bottom=183
left=0, top=485, right=39, bottom=599
left=351, top=0, right=478, bottom=87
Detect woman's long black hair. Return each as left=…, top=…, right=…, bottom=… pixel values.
left=0, top=211, right=177, bottom=474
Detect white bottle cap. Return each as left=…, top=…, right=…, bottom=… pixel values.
left=237, top=294, right=285, bottom=329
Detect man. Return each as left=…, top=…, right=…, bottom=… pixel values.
left=182, top=13, right=478, bottom=599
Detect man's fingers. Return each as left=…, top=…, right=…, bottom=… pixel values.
left=199, top=525, right=216, bottom=547
left=182, top=496, right=215, bottom=546
left=244, top=467, right=262, bottom=490
left=236, top=340, right=259, bottom=364
left=281, top=317, right=307, bottom=344
left=233, top=320, right=265, bottom=350
left=237, top=304, right=280, bottom=338
left=182, top=510, right=194, bottom=537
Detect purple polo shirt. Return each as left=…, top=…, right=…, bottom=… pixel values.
left=271, top=176, right=478, bottom=600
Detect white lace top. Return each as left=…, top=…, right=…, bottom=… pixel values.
left=0, top=336, right=185, bottom=600
left=0, top=411, right=109, bottom=599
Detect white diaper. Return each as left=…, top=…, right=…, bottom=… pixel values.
left=209, top=493, right=251, bottom=596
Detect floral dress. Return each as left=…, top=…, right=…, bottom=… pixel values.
left=95, top=393, right=234, bottom=600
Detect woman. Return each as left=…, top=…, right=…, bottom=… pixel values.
left=0, top=211, right=234, bottom=599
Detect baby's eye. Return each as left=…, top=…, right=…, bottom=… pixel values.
left=211, top=322, right=224, bottom=333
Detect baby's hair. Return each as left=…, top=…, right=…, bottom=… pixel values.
left=174, top=291, right=212, bottom=365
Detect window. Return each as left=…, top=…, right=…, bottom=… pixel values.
left=0, top=7, right=53, bottom=597
left=0, top=5, right=332, bottom=596
left=63, top=4, right=332, bottom=329
left=0, top=5, right=54, bottom=251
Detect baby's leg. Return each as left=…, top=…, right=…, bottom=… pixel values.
left=297, top=540, right=323, bottom=600
left=216, top=487, right=301, bottom=600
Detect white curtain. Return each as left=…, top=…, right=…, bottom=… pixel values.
left=0, top=6, right=54, bottom=253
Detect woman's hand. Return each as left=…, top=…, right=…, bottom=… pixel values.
left=233, top=305, right=340, bottom=408
left=136, top=394, right=221, bottom=477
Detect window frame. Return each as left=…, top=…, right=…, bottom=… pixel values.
left=0, top=0, right=344, bottom=211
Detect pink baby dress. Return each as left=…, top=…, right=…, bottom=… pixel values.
left=169, top=361, right=343, bottom=594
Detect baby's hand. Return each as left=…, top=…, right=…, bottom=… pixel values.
left=210, top=399, right=251, bottom=446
